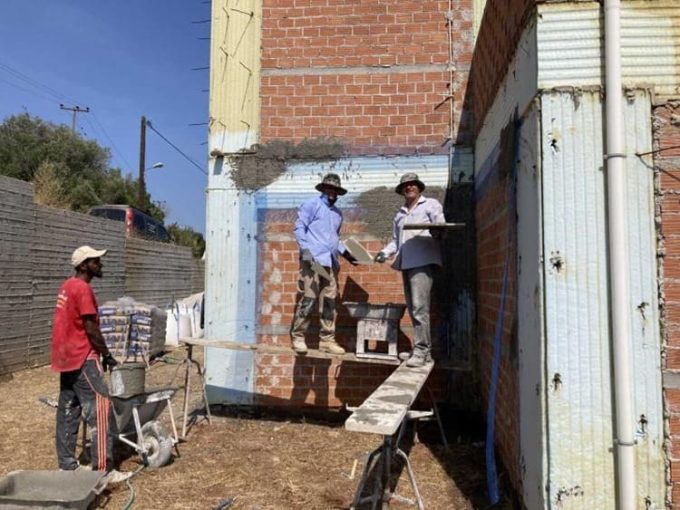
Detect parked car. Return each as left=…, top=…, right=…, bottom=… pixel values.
left=88, top=205, right=170, bottom=242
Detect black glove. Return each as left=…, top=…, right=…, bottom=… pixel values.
left=342, top=251, right=359, bottom=266
left=102, top=353, right=118, bottom=372
left=374, top=252, right=387, bottom=264
left=301, top=249, right=314, bottom=263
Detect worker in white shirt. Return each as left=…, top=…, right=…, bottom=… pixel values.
left=374, top=172, right=445, bottom=367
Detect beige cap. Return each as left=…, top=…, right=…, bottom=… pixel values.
left=71, top=246, right=107, bottom=267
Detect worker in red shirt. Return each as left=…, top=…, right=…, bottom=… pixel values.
left=51, top=246, right=130, bottom=484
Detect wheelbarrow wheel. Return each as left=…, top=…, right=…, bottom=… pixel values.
left=141, top=421, right=173, bottom=468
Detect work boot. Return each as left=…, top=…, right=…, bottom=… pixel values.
left=398, top=351, right=412, bottom=362
left=319, top=340, right=345, bottom=355
left=405, top=351, right=431, bottom=368
left=102, top=469, right=133, bottom=485
left=292, top=338, right=308, bottom=354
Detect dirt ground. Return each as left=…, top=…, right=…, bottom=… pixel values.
left=0, top=349, right=509, bottom=509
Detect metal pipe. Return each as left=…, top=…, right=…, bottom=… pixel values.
left=604, top=1, right=636, bottom=507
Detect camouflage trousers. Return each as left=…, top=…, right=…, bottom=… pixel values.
left=290, top=259, right=338, bottom=342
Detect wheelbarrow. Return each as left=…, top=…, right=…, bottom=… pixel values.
left=0, top=470, right=107, bottom=509
left=110, top=387, right=180, bottom=469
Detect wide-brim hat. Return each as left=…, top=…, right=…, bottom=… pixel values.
left=71, top=245, right=107, bottom=267
left=395, top=172, right=425, bottom=194
left=315, top=173, right=347, bottom=195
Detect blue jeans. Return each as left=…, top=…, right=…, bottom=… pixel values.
left=402, top=265, right=435, bottom=356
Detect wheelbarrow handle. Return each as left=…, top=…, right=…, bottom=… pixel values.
left=92, top=474, right=109, bottom=495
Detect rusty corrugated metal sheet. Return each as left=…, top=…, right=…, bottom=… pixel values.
left=0, top=176, right=34, bottom=374
left=541, top=88, right=664, bottom=509
left=542, top=88, right=615, bottom=509
left=623, top=89, right=665, bottom=510
left=537, top=1, right=680, bottom=97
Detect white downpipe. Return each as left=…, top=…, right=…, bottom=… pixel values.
left=604, top=0, right=636, bottom=508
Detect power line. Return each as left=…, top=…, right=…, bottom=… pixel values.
left=0, top=60, right=138, bottom=174
left=87, top=113, right=134, bottom=172
left=0, top=76, right=56, bottom=104
left=0, top=60, right=77, bottom=105
left=146, top=120, right=207, bottom=176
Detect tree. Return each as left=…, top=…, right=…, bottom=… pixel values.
left=33, top=160, right=71, bottom=209
left=167, top=223, right=205, bottom=258
left=0, top=113, right=164, bottom=222
left=0, top=113, right=209, bottom=254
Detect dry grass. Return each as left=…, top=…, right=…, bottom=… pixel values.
left=0, top=349, right=497, bottom=509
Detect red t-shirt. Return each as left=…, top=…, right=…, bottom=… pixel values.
left=51, top=277, right=99, bottom=372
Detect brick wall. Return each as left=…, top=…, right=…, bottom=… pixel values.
left=255, top=209, right=450, bottom=408
left=250, top=0, right=476, bottom=409
left=474, top=115, right=520, bottom=486
left=469, top=0, right=533, bottom=134
left=656, top=101, right=680, bottom=506
left=476, top=175, right=519, bottom=487
left=260, top=0, right=473, bottom=155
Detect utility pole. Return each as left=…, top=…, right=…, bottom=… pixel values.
left=138, top=116, right=147, bottom=210
left=59, top=104, right=89, bottom=133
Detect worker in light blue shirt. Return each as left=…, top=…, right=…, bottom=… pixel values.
left=375, top=172, right=445, bottom=367
left=291, top=173, right=357, bottom=355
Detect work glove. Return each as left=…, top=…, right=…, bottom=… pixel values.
left=374, top=252, right=387, bottom=264
left=102, top=353, right=119, bottom=372
left=342, top=251, right=359, bottom=266
left=301, top=249, right=314, bottom=263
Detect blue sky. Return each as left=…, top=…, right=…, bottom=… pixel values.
left=0, top=1, right=210, bottom=233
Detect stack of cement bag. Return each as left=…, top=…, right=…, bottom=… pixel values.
left=99, top=297, right=166, bottom=361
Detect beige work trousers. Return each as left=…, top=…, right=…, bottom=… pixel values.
left=290, top=259, right=338, bottom=342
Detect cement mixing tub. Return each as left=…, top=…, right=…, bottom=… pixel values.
left=343, top=303, right=407, bottom=360
left=343, top=302, right=407, bottom=321
left=0, top=469, right=106, bottom=509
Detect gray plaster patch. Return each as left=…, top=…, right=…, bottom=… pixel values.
left=228, top=137, right=348, bottom=192
left=355, top=187, right=404, bottom=240
left=356, top=186, right=447, bottom=240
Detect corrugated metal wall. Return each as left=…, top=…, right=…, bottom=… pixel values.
left=125, top=237, right=203, bottom=307
left=541, top=88, right=664, bottom=509
left=0, top=176, right=204, bottom=375
left=516, top=101, right=546, bottom=510
left=29, top=206, right=127, bottom=366
left=537, top=1, right=680, bottom=97
left=204, top=0, right=263, bottom=404
left=0, top=176, right=35, bottom=374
